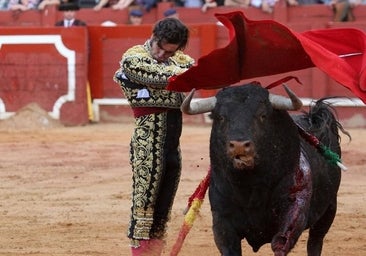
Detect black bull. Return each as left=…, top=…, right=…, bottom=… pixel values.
left=181, top=84, right=350, bottom=256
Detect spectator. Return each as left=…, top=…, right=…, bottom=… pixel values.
left=327, top=0, right=355, bottom=21
left=8, top=0, right=39, bottom=11
left=128, top=8, right=143, bottom=25
left=223, top=0, right=277, bottom=13
left=185, top=0, right=204, bottom=7
left=92, top=0, right=105, bottom=10
left=201, top=0, right=224, bottom=12
left=351, top=0, right=366, bottom=4
left=55, top=2, right=86, bottom=27
left=111, top=0, right=135, bottom=10
left=286, top=0, right=320, bottom=4
left=112, top=0, right=157, bottom=11
left=163, top=7, right=179, bottom=18
left=0, top=0, right=9, bottom=10
left=224, top=0, right=250, bottom=7
left=250, top=0, right=278, bottom=13
left=349, top=0, right=365, bottom=18
left=37, top=0, right=60, bottom=10
left=287, top=0, right=354, bottom=22
left=93, top=0, right=112, bottom=10
left=142, top=0, right=158, bottom=10
left=77, top=0, right=119, bottom=11
left=173, top=0, right=185, bottom=6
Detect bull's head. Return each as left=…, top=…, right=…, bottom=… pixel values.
left=181, top=84, right=302, bottom=171
left=181, top=84, right=303, bottom=115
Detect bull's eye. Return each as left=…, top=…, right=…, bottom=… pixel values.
left=259, top=114, right=266, bottom=122
left=257, top=105, right=268, bottom=123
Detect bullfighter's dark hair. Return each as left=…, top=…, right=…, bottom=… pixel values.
left=152, top=18, right=189, bottom=51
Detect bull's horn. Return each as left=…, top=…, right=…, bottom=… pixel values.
left=269, top=84, right=303, bottom=111
left=181, top=89, right=217, bottom=115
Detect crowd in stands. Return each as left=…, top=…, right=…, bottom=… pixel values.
left=0, top=0, right=365, bottom=22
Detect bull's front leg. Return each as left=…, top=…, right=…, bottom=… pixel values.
left=271, top=152, right=312, bottom=255
left=212, top=210, right=242, bottom=256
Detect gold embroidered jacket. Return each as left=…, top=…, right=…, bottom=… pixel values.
left=114, top=40, right=195, bottom=109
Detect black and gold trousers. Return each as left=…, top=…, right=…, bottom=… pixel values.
left=128, top=108, right=182, bottom=247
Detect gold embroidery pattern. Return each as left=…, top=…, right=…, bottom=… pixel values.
left=120, top=41, right=194, bottom=88
left=128, top=112, right=166, bottom=240
left=118, top=84, right=185, bottom=108
left=113, top=40, right=194, bottom=109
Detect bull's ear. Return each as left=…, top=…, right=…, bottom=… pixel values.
left=269, top=84, right=303, bottom=111
left=181, top=89, right=217, bottom=115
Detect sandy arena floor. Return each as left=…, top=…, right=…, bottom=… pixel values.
left=0, top=106, right=365, bottom=256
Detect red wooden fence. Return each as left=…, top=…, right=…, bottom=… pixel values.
left=0, top=2, right=365, bottom=126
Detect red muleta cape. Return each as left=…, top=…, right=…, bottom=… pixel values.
left=167, top=11, right=366, bottom=103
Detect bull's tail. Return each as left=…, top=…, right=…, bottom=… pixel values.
left=296, top=97, right=351, bottom=170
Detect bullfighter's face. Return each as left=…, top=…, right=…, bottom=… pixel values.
left=150, top=39, right=179, bottom=63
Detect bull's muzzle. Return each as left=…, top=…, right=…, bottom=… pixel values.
left=228, top=140, right=256, bottom=169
